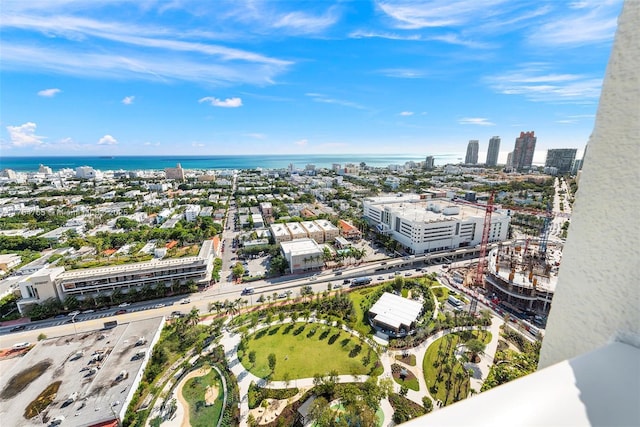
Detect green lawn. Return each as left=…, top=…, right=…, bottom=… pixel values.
left=422, top=330, right=492, bottom=406
left=181, top=366, right=225, bottom=427
left=239, top=322, right=381, bottom=380
left=391, top=364, right=420, bottom=391
left=347, top=285, right=386, bottom=336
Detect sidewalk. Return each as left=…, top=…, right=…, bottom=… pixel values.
left=217, top=315, right=504, bottom=426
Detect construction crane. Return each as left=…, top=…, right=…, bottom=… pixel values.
left=538, top=202, right=553, bottom=257
left=475, top=191, right=496, bottom=286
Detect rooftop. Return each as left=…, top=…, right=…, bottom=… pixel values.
left=368, top=292, right=423, bottom=330
left=0, top=317, right=164, bottom=427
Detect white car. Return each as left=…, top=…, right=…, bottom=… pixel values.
left=118, top=302, right=130, bottom=308
left=12, top=342, right=30, bottom=349
left=68, top=310, right=81, bottom=317
left=180, top=298, right=190, bottom=304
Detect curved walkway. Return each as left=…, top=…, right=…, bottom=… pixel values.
left=219, top=314, right=503, bottom=426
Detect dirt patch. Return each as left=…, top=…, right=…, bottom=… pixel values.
left=204, top=384, right=219, bottom=406
left=1, top=359, right=52, bottom=399
left=24, top=380, right=61, bottom=420
left=176, top=367, right=211, bottom=427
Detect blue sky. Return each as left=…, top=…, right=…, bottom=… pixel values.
left=0, top=0, right=623, bottom=163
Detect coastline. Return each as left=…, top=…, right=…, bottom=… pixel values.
left=0, top=154, right=463, bottom=172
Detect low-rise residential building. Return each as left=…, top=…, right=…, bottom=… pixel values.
left=270, top=223, right=292, bottom=244
left=315, top=219, right=340, bottom=242
left=280, top=238, right=324, bottom=274
left=184, top=205, right=201, bottom=222
left=251, top=213, right=265, bottom=228
left=338, top=219, right=362, bottom=240
left=286, top=222, right=308, bottom=240
left=260, top=202, right=273, bottom=217
left=301, top=221, right=324, bottom=243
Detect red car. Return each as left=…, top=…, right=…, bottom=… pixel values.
left=115, top=309, right=127, bottom=315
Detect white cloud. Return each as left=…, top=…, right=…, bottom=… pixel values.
left=399, top=111, right=414, bottom=116
left=6, top=122, right=45, bottom=146
left=458, top=117, right=495, bottom=126
left=98, top=134, right=118, bottom=145
left=529, top=2, right=621, bottom=46
left=143, top=141, right=160, bottom=146
left=294, top=139, right=308, bottom=146
left=37, top=88, right=61, bottom=97
left=245, top=133, right=266, bottom=139
left=122, top=96, right=135, bottom=105
left=192, top=142, right=205, bottom=147
left=305, top=93, right=366, bottom=110
left=488, top=66, right=603, bottom=102
left=376, top=0, right=510, bottom=29
left=198, top=97, right=243, bottom=108
left=377, top=68, right=427, bottom=79
left=273, top=9, right=339, bottom=34
left=0, top=12, right=292, bottom=86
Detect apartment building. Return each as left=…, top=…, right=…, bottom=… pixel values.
left=16, top=241, right=214, bottom=313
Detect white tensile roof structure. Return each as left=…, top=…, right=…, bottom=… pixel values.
left=368, top=292, right=423, bottom=331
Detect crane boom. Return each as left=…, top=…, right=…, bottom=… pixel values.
left=475, top=191, right=495, bottom=286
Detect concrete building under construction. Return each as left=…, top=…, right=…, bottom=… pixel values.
left=484, top=240, right=561, bottom=317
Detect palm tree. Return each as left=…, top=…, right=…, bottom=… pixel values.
left=186, top=307, right=200, bottom=327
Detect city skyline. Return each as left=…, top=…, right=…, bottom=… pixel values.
left=0, top=0, right=622, bottom=158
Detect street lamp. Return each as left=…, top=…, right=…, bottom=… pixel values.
left=72, top=314, right=78, bottom=336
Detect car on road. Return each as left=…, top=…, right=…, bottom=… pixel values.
left=154, top=303, right=165, bottom=309
left=334, top=271, right=343, bottom=276
left=82, top=309, right=95, bottom=314
left=180, top=298, right=190, bottom=304
left=115, top=309, right=127, bottom=315
left=118, top=302, right=130, bottom=308
left=68, top=310, right=81, bottom=317
left=241, top=287, right=255, bottom=295
left=332, top=283, right=342, bottom=289
left=10, top=324, right=26, bottom=332
left=404, top=271, right=412, bottom=277
left=377, top=276, right=384, bottom=281
left=309, top=274, right=318, bottom=281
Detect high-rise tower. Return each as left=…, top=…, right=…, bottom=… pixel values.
left=424, top=156, right=435, bottom=170
left=486, top=136, right=500, bottom=166
left=465, top=140, right=479, bottom=165
left=512, top=131, right=536, bottom=171
left=545, top=149, right=577, bottom=175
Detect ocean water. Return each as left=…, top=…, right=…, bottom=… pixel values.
left=0, top=154, right=464, bottom=172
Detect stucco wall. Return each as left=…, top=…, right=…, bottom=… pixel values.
left=539, top=0, right=640, bottom=368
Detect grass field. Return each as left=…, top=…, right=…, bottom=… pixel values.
left=239, top=322, right=381, bottom=380
left=422, top=330, right=492, bottom=406
left=181, top=367, right=224, bottom=427
left=347, top=284, right=386, bottom=336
